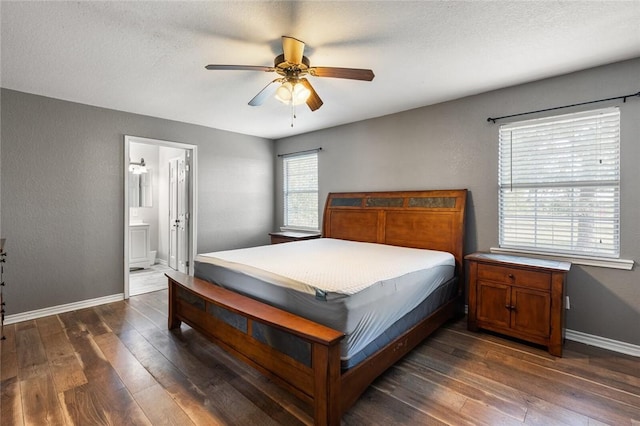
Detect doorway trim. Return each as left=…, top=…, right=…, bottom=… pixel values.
left=124, top=135, right=198, bottom=299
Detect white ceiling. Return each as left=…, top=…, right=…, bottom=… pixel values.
left=2, top=1, right=639, bottom=140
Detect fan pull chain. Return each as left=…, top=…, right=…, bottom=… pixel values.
left=290, top=102, right=297, bottom=127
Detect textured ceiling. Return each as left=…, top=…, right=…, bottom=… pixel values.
left=2, top=1, right=639, bottom=139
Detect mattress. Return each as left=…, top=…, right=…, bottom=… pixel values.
left=195, top=238, right=455, bottom=367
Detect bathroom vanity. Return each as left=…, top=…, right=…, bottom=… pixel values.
left=129, top=223, right=153, bottom=269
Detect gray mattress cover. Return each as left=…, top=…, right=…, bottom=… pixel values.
left=343, top=277, right=457, bottom=369
left=195, top=239, right=454, bottom=363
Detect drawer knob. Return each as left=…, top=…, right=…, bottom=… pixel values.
left=508, top=273, right=515, bottom=279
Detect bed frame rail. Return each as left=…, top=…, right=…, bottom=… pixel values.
left=167, top=270, right=345, bottom=425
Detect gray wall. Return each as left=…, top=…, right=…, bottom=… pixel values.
left=1, top=89, right=274, bottom=314
left=275, top=58, right=640, bottom=346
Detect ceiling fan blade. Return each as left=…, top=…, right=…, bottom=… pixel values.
left=300, top=78, right=323, bottom=111
left=309, top=67, right=375, bottom=81
left=205, top=64, right=274, bottom=72
left=248, top=79, right=281, bottom=106
left=282, top=36, right=305, bottom=64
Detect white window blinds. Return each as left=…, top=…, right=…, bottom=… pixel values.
left=283, top=152, right=318, bottom=229
left=498, top=107, right=620, bottom=258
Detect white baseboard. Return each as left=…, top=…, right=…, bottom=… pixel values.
left=565, top=329, right=640, bottom=357
left=156, top=258, right=168, bottom=266
left=3, top=293, right=125, bottom=325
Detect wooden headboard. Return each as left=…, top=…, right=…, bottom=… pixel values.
left=323, top=189, right=467, bottom=277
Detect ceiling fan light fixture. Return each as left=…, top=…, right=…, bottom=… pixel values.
left=293, top=83, right=311, bottom=105
left=275, top=81, right=311, bottom=106
left=275, top=81, right=293, bottom=103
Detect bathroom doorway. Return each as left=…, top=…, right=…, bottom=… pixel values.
left=124, top=136, right=197, bottom=298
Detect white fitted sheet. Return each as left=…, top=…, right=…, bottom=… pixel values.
left=195, top=238, right=455, bottom=362
left=196, top=238, right=454, bottom=295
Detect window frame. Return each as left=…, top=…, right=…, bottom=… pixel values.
left=493, top=107, right=632, bottom=270
left=282, top=151, right=319, bottom=231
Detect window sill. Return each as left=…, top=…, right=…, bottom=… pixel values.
left=280, top=226, right=321, bottom=234
left=489, top=247, right=634, bottom=271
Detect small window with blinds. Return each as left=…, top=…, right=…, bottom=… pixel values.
left=283, top=152, right=319, bottom=230
left=498, top=107, right=620, bottom=258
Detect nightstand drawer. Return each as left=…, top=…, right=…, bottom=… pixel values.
left=477, top=264, right=550, bottom=291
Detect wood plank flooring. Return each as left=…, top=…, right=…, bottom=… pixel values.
left=1, top=289, right=638, bottom=425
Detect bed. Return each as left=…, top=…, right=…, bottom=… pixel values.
left=167, top=189, right=467, bottom=425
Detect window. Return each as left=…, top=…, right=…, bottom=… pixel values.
left=498, top=107, right=620, bottom=258
left=283, top=152, right=318, bottom=229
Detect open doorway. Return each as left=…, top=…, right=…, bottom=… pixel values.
left=124, top=136, right=197, bottom=298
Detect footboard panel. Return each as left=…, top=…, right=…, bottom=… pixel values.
left=167, top=271, right=344, bottom=425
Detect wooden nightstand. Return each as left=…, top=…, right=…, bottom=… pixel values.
left=269, top=231, right=321, bottom=244
left=466, top=252, right=571, bottom=356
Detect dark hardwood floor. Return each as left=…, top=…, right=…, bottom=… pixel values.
left=2, top=289, right=639, bottom=425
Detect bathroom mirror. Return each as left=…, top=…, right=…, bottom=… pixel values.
left=129, top=170, right=152, bottom=207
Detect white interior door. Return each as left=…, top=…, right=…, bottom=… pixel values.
left=168, top=156, right=189, bottom=273
left=176, top=157, right=189, bottom=273
left=168, top=158, right=178, bottom=270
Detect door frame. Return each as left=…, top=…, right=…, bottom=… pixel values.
left=124, top=135, right=198, bottom=299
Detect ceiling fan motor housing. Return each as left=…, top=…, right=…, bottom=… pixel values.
left=274, top=54, right=311, bottom=77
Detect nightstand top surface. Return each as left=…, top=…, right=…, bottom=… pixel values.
left=465, top=252, right=571, bottom=272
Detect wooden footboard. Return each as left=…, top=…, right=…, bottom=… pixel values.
left=168, top=271, right=462, bottom=425
left=167, top=270, right=345, bottom=425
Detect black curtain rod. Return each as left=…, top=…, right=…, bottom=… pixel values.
left=277, top=147, right=322, bottom=158
left=487, top=90, right=640, bottom=123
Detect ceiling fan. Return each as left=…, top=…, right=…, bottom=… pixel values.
left=205, top=36, right=375, bottom=112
